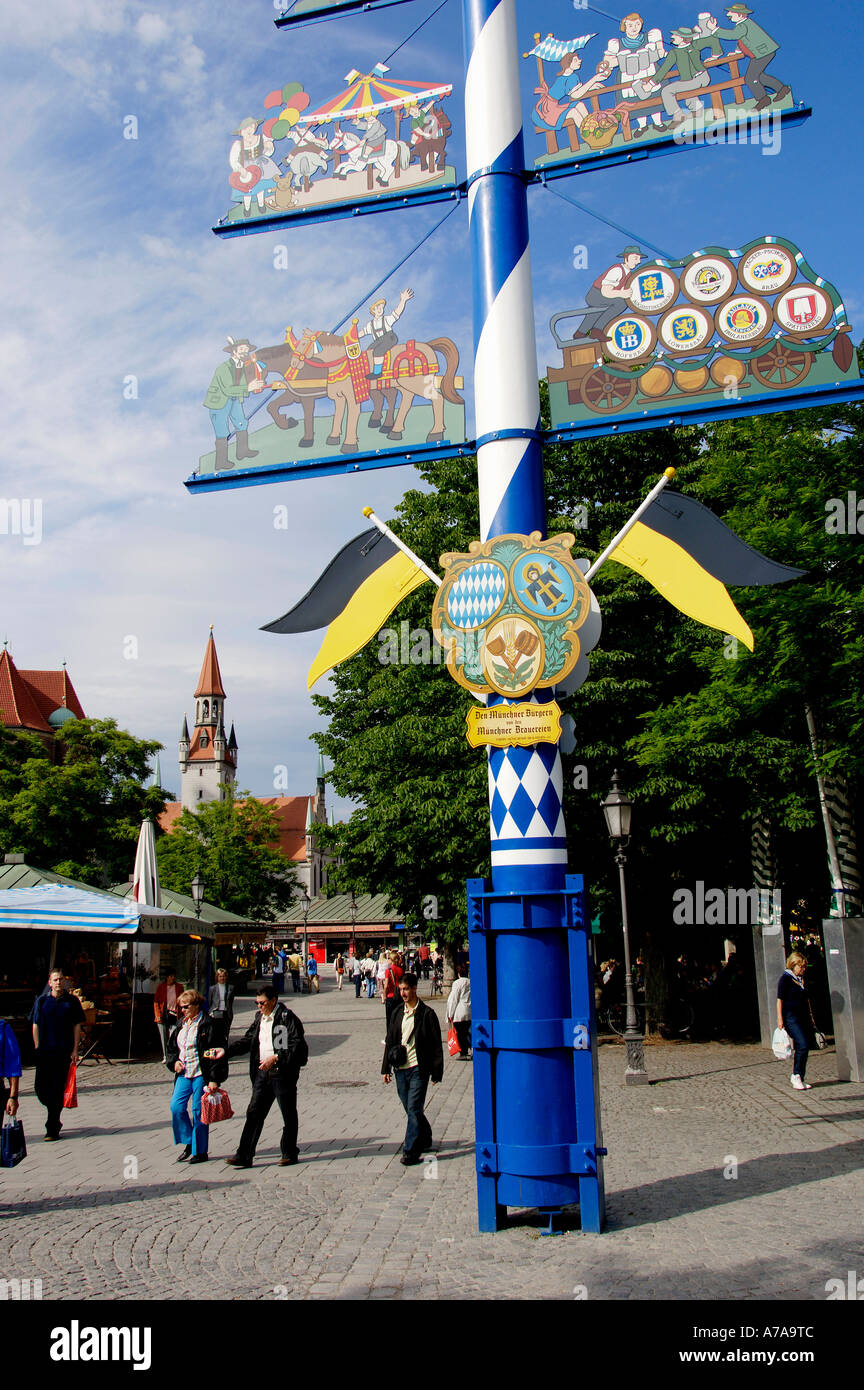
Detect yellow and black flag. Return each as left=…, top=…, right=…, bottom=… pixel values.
left=262, top=527, right=431, bottom=687
left=607, top=492, right=805, bottom=650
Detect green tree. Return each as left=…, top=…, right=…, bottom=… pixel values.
left=156, top=788, right=297, bottom=921
left=0, top=717, right=165, bottom=885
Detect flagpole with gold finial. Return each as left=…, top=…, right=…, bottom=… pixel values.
left=362, top=506, right=442, bottom=587
left=583, top=467, right=676, bottom=582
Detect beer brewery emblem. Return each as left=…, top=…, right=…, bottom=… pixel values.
left=739, top=244, right=796, bottom=295
left=682, top=255, right=736, bottom=304
left=432, top=532, right=592, bottom=698
left=775, top=285, right=833, bottom=335
left=659, top=305, right=713, bottom=353
left=716, top=295, right=772, bottom=344
left=629, top=267, right=678, bottom=314
left=604, top=314, right=655, bottom=362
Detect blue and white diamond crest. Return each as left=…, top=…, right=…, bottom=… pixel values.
left=446, top=561, right=507, bottom=630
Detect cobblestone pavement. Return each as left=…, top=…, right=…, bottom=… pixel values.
left=2, top=976, right=862, bottom=1302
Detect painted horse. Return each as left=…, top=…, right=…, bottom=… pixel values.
left=257, top=327, right=463, bottom=452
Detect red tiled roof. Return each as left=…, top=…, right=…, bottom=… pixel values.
left=186, top=726, right=236, bottom=765
left=158, top=795, right=311, bottom=862
left=0, top=651, right=85, bottom=733
left=19, top=669, right=85, bottom=721
left=194, top=633, right=226, bottom=698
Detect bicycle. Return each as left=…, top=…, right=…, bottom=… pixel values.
left=602, top=997, right=694, bottom=1038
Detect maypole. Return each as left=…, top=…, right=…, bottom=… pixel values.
left=462, top=0, right=604, bottom=1233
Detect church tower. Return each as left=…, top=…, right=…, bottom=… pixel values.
left=179, top=629, right=237, bottom=811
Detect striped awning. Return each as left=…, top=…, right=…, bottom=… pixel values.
left=0, top=884, right=208, bottom=938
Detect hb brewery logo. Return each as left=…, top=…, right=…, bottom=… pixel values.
left=432, top=531, right=592, bottom=698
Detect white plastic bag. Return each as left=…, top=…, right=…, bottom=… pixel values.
left=772, top=1026, right=793, bottom=1061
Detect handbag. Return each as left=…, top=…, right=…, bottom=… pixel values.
left=63, top=1062, right=78, bottom=1109
left=200, top=1087, right=234, bottom=1124
left=772, top=1027, right=793, bottom=1061
left=447, top=1023, right=460, bottom=1058
left=1, top=1117, right=27, bottom=1168
left=814, top=1031, right=827, bottom=1051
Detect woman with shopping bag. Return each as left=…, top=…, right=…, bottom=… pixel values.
left=446, top=965, right=471, bottom=1059
left=0, top=1017, right=25, bottom=1166
left=776, top=951, right=821, bottom=1091
left=165, top=991, right=229, bottom=1165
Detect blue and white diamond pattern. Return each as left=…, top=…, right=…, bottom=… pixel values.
left=447, top=562, right=506, bottom=629
left=488, top=744, right=566, bottom=866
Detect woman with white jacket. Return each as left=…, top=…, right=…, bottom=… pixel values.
left=446, top=966, right=471, bottom=1059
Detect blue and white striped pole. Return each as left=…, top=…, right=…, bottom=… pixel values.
left=464, top=0, right=565, bottom=895
left=463, top=0, right=604, bottom=1233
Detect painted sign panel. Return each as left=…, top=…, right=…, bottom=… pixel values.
left=546, top=236, right=859, bottom=434
left=524, top=7, right=799, bottom=174
left=276, top=0, right=412, bottom=24
left=198, top=298, right=466, bottom=477
left=219, top=65, right=456, bottom=228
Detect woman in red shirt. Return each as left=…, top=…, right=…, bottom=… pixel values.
left=384, top=952, right=404, bottom=1026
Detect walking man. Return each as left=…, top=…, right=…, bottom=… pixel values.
left=31, top=969, right=84, bottom=1141
left=288, top=949, right=302, bottom=994
left=381, top=972, right=443, bottom=1165
left=207, top=968, right=235, bottom=1034
left=215, top=985, right=307, bottom=1168
left=306, top=954, right=319, bottom=993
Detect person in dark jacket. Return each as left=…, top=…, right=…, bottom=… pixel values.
left=212, top=985, right=307, bottom=1168
left=32, top=969, right=85, bottom=1141
left=207, top=970, right=235, bottom=1033
left=381, top=972, right=443, bottom=1165
left=776, top=951, right=819, bottom=1091
left=165, top=991, right=228, bottom=1165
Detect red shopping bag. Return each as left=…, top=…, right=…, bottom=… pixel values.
left=63, top=1063, right=78, bottom=1109
left=447, top=1023, right=460, bottom=1058
left=200, top=1087, right=234, bottom=1124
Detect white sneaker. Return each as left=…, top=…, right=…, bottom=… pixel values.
left=791, top=1075, right=811, bottom=1090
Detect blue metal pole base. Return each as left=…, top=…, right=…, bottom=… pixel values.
left=468, top=873, right=606, bottom=1233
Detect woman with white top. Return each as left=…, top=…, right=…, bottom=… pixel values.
left=165, top=991, right=228, bottom=1165
left=446, top=965, right=472, bottom=1059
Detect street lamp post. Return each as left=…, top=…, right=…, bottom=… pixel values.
left=349, top=890, right=357, bottom=958
left=301, top=890, right=311, bottom=981
left=601, top=771, right=649, bottom=1086
left=190, top=872, right=205, bottom=920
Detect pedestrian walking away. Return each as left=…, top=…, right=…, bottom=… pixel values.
left=288, top=950, right=302, bottom=994
left=153, top=970, right=184, bottom=1064
left=215, top=985, right=308, bottom=1168
left=306, top=955, right=319, bottom=993
left=349, top=953, right=363, bottom=998
left=381, top=972, right=443, bottom=1165
left=31, top=969, right=84, bottom=1141
left=272, top=945, right=287, bottom=997
left=363, top=952, right=377, bottom=998
left=166, top=991, right=228, bottom=1165
left=383, top=952, right=404, bottom=1027
left=207, top=969, right=235, bottom=1035
left=334, top=952, right=346, bottom=991
left=446, top=965, right=472, bottom=1059
left=777, top=951, right=820, bottom=1091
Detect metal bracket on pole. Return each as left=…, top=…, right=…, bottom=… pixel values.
left=467, top=873, right=606, bottom=1233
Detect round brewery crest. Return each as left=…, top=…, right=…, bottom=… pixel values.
left=432, top=532, right=592, bottom=698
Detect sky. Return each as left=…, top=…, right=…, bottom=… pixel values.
left=2, top=0, right=862, bottom=817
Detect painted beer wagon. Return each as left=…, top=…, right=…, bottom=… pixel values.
left=547, top=237, right=857, bottom=420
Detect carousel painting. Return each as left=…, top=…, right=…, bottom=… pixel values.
left=220, top=64, right=456, bottom=225
left=199, top=294, right=466, bottom=476
left=524, top=6, right=800, bottom=172
left=545, top=236, right=859, bottom=432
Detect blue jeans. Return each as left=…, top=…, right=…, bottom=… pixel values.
left=170, top=1074, right=209, bottom=1156
left=366, top=977, right=376, bottom=998
left=785, top=1018, right=811, bottom=1081
left=394, top=1067, right=432, bottom=1157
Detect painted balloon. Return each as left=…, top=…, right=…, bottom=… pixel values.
left=262, top=117, right=279, bottom=139
left=282, top=82, right=303, bottom=101
left=265, top=89, right=284, bottom=109
left=270, top=119, right=291, bottom=140
left=290, top=91, right=310, bottom=113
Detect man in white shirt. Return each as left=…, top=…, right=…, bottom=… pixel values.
left=359, top=288, right=414, bottom=376
left=217, top=985, right=308, bottom=1168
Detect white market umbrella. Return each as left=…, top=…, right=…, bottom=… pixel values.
left=129, top=819, right=161, bottom=1059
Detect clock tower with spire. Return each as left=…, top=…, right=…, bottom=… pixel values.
left=179, top=628, right=238, bottom=811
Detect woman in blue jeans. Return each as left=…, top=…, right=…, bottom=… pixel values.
left=776, top=952, right=818, bottom=1091
left=166, top=991, right=228, bottom=1164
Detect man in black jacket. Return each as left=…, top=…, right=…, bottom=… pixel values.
left=211, top=984, right=307, bottom=1168
left=381, top=972, right=443, bottom=1165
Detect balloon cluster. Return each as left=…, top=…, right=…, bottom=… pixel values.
left=263, top=82, right=311, bottom=138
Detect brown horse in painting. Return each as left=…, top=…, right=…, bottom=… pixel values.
left=256, top=327, right=463, bottom=452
